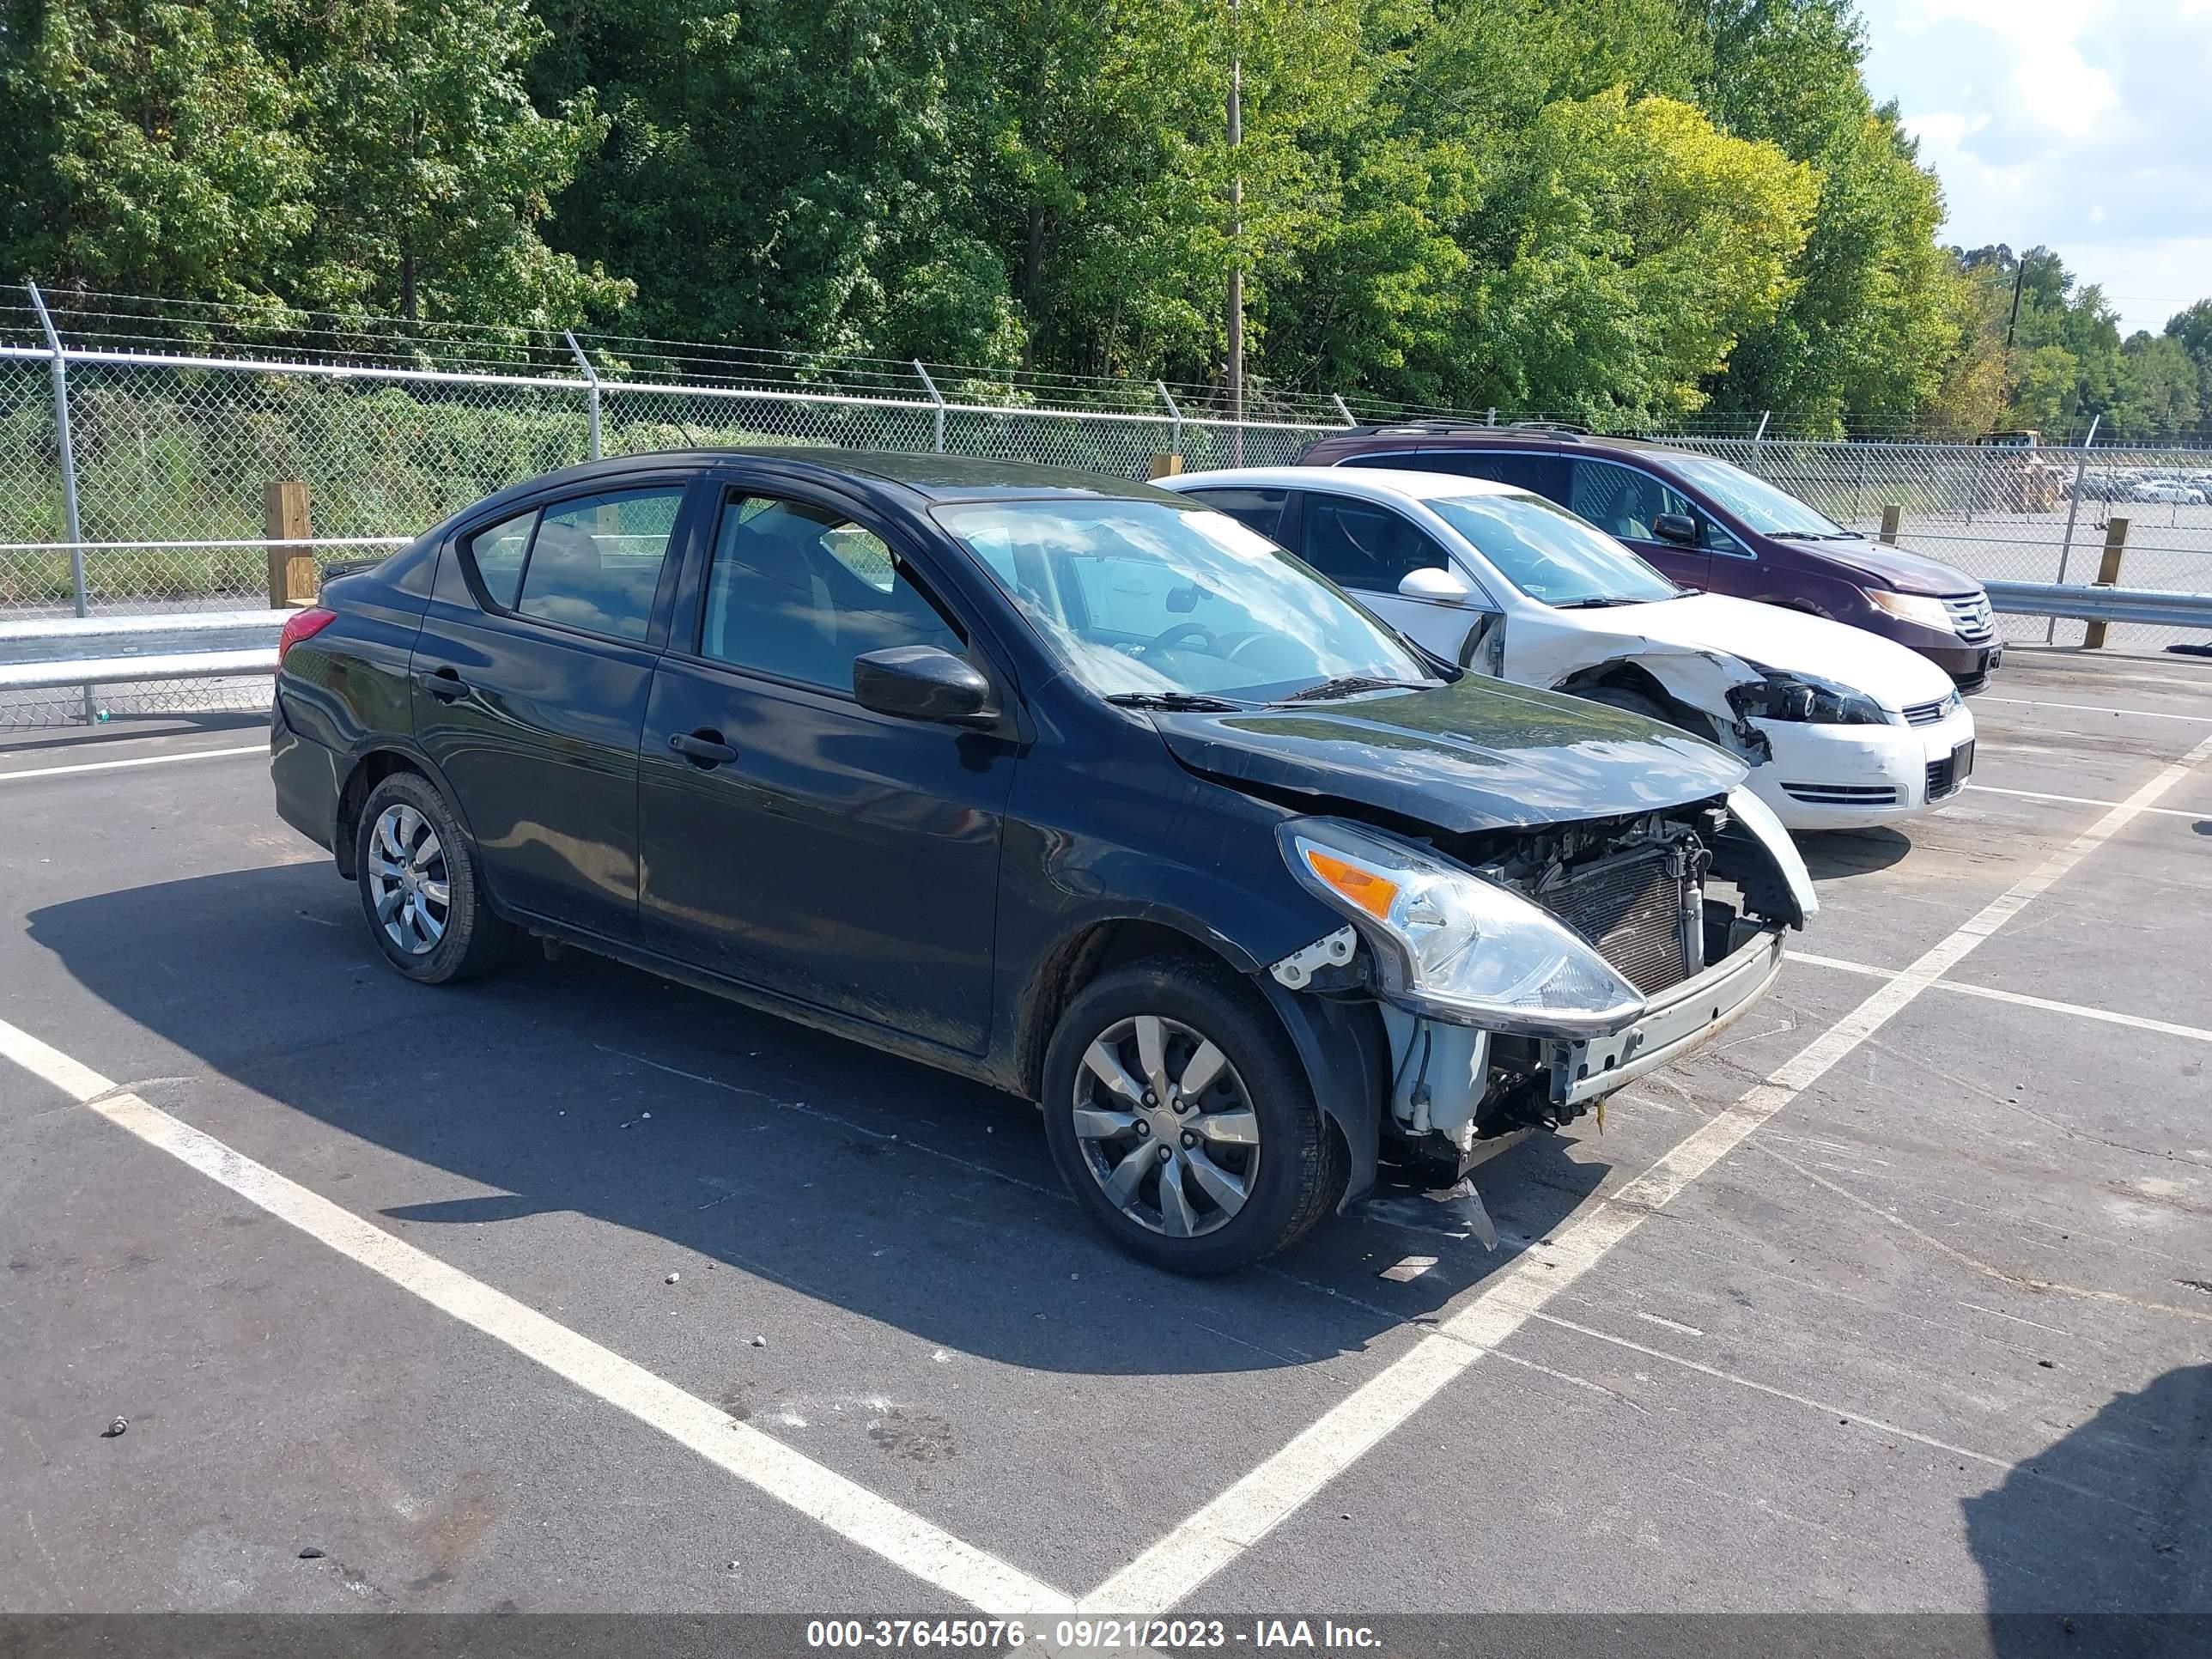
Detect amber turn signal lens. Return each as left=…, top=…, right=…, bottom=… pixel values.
left=1302, top=848, right=1398, bottom=921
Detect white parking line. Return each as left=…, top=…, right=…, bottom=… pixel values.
left=0, top=743, right=263, bottom=782
left=1790, top=951, right=2212, bottom=1044
left=1967, top=783, right=2203, bottom=820
left=1078, top=730, right=2212, bottom=1616
left=0, top=1019, right=1069, bottom=1615
left=1979, top=696, right=2212, bottom=724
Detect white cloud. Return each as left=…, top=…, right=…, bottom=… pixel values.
left=1861, top=0, right=2212, bottom=331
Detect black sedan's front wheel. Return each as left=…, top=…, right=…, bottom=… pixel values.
left=354, top=772, right=512, bottom=984
left=1042, top=957, right=1344, bottom=1274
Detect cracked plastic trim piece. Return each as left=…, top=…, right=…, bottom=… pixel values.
left=1269, top=926, right=1357, bottom=989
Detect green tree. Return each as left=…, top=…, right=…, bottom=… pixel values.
left=287, top=0, right=625, bottom=323
left=0, top=0, right=313, bottom=299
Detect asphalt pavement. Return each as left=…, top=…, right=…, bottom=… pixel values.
left=2, top=646, right=2208, bottom=1623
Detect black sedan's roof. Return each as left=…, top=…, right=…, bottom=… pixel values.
left=518, top=447, right=1195, bottom=506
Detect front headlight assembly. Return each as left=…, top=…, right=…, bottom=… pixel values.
left=1727, top=670, right=1888, bottom=726
left=1279, top=818, right=1645, bottom=1037
left=1863, top=588, right=1956, bottom=632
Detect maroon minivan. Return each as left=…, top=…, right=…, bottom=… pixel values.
left=1297, top=424, right=2002, bottom=692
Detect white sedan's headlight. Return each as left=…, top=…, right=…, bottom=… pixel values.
left=1279, top=818, right=1644, bottom=1037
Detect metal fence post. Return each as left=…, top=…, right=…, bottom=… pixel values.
left=27, top=280, right=95, bottom=724
left=2051, top=413, right=2100, bottom=642
left=1753, top=410, right=1771, bottom=453
left=913, top=362, right=945, bottom=453
left=1330, top=392, right=1355, bottom=429
left=1156, top=380, right=1183, bottom=461
left=563, top=331, right=601, bottom=460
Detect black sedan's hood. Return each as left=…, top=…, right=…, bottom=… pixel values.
left=1153, top=677, right=1747, bottom=834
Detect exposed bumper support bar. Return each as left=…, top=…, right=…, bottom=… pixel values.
left=1546, top=927, right=1786, bottom=1107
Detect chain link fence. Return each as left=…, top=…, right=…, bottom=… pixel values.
left=5, top=288, right=2209, bottom=726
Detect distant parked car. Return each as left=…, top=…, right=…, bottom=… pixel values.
left=1163, top=466, right=1978, bottom=833
left=2131, top=478, right=2207, bottom=505
left=1297, top=424, right=2003, bottom=693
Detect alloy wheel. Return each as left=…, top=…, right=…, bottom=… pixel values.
left=1071, top=1013, right=1260, bottom=1239
left=366, top=802, right=451, bottom=956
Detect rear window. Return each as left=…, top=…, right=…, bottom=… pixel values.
left=514, top=489, right=684, bottom=641
left=466, top=509, right=534, bottom=609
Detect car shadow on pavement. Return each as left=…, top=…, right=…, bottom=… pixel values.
left=1796, top=826, right=1914, bottom=880
left=1963, top=1362, right=2212, bottom=1650
left=28, top=866, right=1617, bottom=1379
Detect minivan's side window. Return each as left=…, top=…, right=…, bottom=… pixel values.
left=514, top=488, right=684, bottom=641
left=1185, top=486, right=1289, bottom=542
left=1297, top=493, right=1449, bottom=592
left=1565, top=460, right=1694, bottom=544
left=1347, top=450, right=1563, bottom=497
left=466, top=509, right=536, bottom=609
left=701, top=494, right=963, bottom=692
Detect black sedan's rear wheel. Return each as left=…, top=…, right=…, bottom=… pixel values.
left=1042, top=957, right=1343, bottom=1274
left=354, top=772, right=512, bottom=983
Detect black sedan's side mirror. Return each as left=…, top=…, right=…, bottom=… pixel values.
left=1651, top=513, right=1699, bottom=546
left=853, top=646, right=997, bottom=726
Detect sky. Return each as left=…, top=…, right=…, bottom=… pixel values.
left=1856, top=0, right=2212, bottom=336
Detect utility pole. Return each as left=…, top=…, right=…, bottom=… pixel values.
left=2002, top=251, right=2027, bottom=352
left=1226, top=0, right=1244, bottom=462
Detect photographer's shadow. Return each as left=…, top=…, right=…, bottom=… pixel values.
left=1965, top=1364, right=2212, bottom=1656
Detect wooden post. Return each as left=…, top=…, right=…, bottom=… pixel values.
left=2082, top=517, right=2129, bottom=650
left=264, top=480, right=318, bottom=606
left=1878, top=503, right=1902, bottom=545
left=1147, top=453, right=1184, bottom=479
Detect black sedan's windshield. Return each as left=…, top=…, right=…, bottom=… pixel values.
left=935, top=500, right=1439, bottom=702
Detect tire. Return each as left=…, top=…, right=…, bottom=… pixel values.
left=1040, top=955, right=1346, bottom=1274
left=354, top=771, right=513, bottom=984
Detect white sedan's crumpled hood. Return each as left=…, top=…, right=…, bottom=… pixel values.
left=1574, top=593, right=1957, bottom=709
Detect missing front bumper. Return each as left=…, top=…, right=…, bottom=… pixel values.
left=1544, top=927, right=1787, bottom=1107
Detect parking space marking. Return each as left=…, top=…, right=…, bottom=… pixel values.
left=1978, top=696, right=2212, bottom=724
left=1078, top=730, right=2212, bottom=1617
left=1790, top=951, right=2212, bottom=1044
left=1966, top=783, right=2202, bottom=819
left=0, top=743, right=263, bottom=782
left=0, top=1018, right=1072, bottom=1616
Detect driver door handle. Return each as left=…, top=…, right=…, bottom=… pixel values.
left=669, top=730, right=738, bottom=767
left=419, top=665, right=468, bottom=702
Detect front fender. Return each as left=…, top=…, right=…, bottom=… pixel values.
left=1255, top=977, right=1391, bottom=1211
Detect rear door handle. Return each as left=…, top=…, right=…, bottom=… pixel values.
left=669, top=730, right=738, bottom=767
left=420, top=666, right=468, bottom=702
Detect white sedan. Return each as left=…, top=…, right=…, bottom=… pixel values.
left=1160, top=467, right=1976, bottom=832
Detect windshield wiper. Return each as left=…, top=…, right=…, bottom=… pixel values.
left=1774, top=531, right=1854, bottom=541
left=1103, top=690, right=1248, bottom=713
left=1551, top=596, right=1646, bottom=610
left=1279, top=675, right=1435, bottom=703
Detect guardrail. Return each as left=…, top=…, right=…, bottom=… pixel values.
left=0, top=611, right=284, bottom=693
left=1985, top=580, right=2212, bottom=631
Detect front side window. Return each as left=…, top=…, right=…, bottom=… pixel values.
left=1297, top=494, right=1450, bottom=593
left=1662, top=453, right=1849, bottom=538
left=701, top=495, right=962, bottom=691
left=1426, top=493, right=1682, bottom=607
left=1565, top=460, right=1695, bottom=544
left=514, top=488, right=684, bottom=641
left=934, top=499, right=1435, bottom=700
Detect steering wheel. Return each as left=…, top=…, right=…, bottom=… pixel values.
left=1145, top=622, right=1217, bottom=653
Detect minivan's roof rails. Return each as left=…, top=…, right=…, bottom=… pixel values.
left=1349, top=417, right=1595, bottom=441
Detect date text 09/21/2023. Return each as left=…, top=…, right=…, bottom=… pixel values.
left=803, top=1619, right=1382, bottom=1650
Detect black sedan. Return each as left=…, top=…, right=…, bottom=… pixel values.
left=270, top=450, right=1814, bottom=1273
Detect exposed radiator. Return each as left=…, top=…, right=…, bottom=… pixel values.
left=1534, top=845, right=1698, bottom=995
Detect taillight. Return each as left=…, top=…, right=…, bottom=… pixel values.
left=277, top=606, right=337, bottom=666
